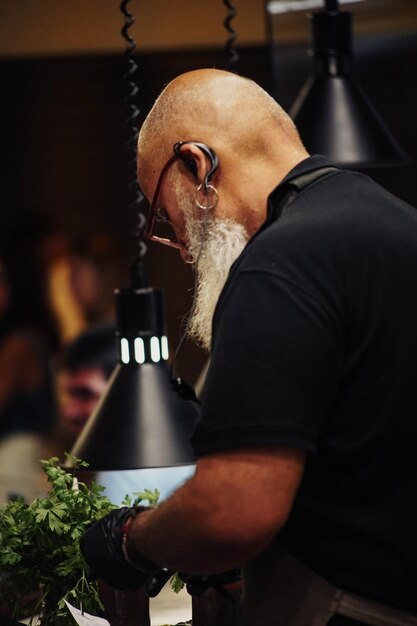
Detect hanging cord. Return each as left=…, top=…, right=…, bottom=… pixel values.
left=223, top=0, right=240, bottom=70
left=120, top=0, right=147, bottom=261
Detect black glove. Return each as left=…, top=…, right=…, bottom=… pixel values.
left=179, top=568, right=241, bottom=599
left=80, top=507, right=158, bottom=591
left=144, top=568, right=175, bottom=597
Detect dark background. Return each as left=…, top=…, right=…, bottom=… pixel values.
left=0, top=31, right=416, bottom=383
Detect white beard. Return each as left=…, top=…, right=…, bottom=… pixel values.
left=176, top=183, right=249, bottom=352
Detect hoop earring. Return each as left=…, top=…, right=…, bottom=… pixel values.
left=194, top=183, right=218, bottom=211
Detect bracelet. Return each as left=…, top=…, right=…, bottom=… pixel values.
left=120, top=507, right=160, bottom=574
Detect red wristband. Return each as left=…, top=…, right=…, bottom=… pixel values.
left=120, top=507, right=160, bottom=574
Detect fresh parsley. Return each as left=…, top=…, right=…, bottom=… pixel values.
left=0, top=455, right=164, bottom=625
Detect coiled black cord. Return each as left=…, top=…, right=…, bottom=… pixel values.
left=223, top=0, right=239, bottom=70
left=120, top=0, right=147, bottom=261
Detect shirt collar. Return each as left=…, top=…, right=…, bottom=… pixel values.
left=267, top=154, right=335, bottom=220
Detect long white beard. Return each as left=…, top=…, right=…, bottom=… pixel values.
left=179, top=190, right=249, bottom=352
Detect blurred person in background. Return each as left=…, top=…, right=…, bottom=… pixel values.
left=0, top=235, right=59, bottom=504
left=43, top=232, right=119, bottom=345
left=57, top=322, right=117, bottom=449
left=69, top=235, right=120, bottom=326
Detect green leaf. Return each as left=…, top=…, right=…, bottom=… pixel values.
left=170, top=573, right=185, bottom=593
left=132, top=488, right=160, bottom=507
left=35, top=509, right=48, bottom=523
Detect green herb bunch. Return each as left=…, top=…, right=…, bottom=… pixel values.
left=0, top=455, right=159, bottom=625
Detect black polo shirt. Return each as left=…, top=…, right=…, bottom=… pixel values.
left=191, top=156, right=417, bottom=611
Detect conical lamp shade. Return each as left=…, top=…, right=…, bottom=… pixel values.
left=290, top=5, right=407, bottom=168
left=291, top=74, right=407, bottom=168
left=69, top=360, right=198, bottom=470
left=67, top=265, right=199, bottom=471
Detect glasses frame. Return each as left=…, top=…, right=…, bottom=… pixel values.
left=144, top=141, right=219, bottom=252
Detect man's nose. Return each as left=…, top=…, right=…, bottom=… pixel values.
left=63, top=398, right=85, bottom=419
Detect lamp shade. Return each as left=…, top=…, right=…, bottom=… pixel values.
left=290, top=5, right=407, bottom=168
left=69, top=360, right=198, bottom=470
left=67, top=272, right=199, bottom=471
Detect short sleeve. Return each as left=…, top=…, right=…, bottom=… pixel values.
left=191, top=267, right=344, bottom=456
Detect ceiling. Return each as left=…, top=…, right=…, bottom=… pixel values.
left=0, top=0, right=265, bottom=58
left=0, top=1, right=416, bottom=59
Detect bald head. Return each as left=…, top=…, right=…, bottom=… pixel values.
left=138, top=69, right=306, bottom=183
left=138, top=69, right=309, bottom=241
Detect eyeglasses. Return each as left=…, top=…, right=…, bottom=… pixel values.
left=144, top=141, right=218, bottom=253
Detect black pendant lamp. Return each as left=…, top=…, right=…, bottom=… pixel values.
left=69, top=261, right=198, bottom=470
left=290, top=0, right=407, bottom=168
left=66, top=1, right=199, bottom=471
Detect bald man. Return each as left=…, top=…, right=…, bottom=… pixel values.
left=81, top=70, right=417, bottom=626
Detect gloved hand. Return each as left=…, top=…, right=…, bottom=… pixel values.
left=80, top=506, right=159, bottom=591
left=144, top=568, right=175, bottom=597
left=179, top=568, right=241, bottom=600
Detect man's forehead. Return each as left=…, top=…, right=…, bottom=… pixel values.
left=61, top=366, right=106, bottom=384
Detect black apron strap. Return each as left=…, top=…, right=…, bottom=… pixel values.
left=289, top=166, right=340, bottom=192
left=279, top=165, right=340, bottom=218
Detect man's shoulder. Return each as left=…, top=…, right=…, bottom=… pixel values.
left=217, top=170, right=417, bottom=317
left=248, top=169, right=417, bottom=263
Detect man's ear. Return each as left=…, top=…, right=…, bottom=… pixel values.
left=177, top=143, right=211, bottom=185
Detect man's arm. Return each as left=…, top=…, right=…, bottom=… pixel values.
left=128, top=445, right=306, bottom=574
